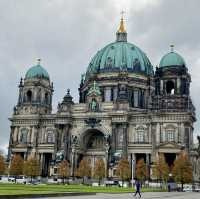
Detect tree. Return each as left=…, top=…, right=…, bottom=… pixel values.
left=136, top=158, right=148, bottom=184
left=23, top=156, right=40, bottom=183
left=57, top=160, right=70, bottom=184
left=94, top=158, right=105, bottom=185
left=9, top=154, right=24, bottom=182
left=0, top=154, right=6, bottom=175
left=76, top=159, right=91, bottom=184
left=153, top=154, right=169, bottom=188
left=172, top=151, right=192, bottom=191
left=116, top=158, right=131, bottom=186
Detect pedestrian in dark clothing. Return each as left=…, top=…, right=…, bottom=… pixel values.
left=134, top=181, right=141, bottom=198
left=168, top=184, right=171, bottom=192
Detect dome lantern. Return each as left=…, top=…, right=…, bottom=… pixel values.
left=116, top=12, right=127, bottom=42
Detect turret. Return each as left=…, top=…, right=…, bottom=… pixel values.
left=14, top=59, right=53, bottom=115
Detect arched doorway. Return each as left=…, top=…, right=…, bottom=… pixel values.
left=77, top=129, right=107, bottom=176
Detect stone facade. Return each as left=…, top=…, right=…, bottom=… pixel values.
left=8, top=20, right=197, bottom=179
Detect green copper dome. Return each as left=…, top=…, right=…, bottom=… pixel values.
left=85, top=18, right=153, bottom=79
left=159, top=51, right=186, bottom=67
left=86, top=41, right=153, bottom=78
left=25, top=64, right=49, bottom=80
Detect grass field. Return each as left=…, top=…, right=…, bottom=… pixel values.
left=0, top=184, right=166, bottom=196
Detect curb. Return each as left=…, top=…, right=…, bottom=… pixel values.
left=0, top=192, right=96, bottom=199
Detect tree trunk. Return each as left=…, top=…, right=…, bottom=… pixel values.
left=181, top=181, right=183, bottom=192
left=62, top=177, right=64, bottom=185
left=98, top=177, right=100, bottom=186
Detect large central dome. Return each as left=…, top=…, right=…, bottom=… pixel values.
left=85, top=18, right=153, bottom=79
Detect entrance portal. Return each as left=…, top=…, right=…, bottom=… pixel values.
left=42, top=153, right=52, bottom=177
left=83, top=129, right=105, bottom=150
left=164, top=153, right=176, bottom=168
left=136, top=153, right=146, bottom=163
left=77, top=129, right=106, bottom=174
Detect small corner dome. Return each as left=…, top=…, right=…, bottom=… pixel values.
left=159, top=51, right=186, bottom=68
left=25, top=63, right=50, bottom=80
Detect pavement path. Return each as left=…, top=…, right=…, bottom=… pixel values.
left=26, top=192, right=200, bottom=199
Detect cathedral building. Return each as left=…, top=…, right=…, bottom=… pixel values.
left=8, top=17, right=196, bottom=178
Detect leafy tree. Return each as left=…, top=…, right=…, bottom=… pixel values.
left=9, top=154, right=24, bottom=182
left=0, top=154, right=6, bottom=175
left=76, top=159, right=91, bottom=184
left=94, top=158, right=105, bottom=185
left=153, top=154, right=169, bottom=188
left=58, top=160, right=70, bottom=184
left=136, top=158, right=148, bottom=184
left=172, top=151, right=192, bottom=191
left=116, top=158, right=131, bottom=186
left=24, top=156, right=40, bottom=183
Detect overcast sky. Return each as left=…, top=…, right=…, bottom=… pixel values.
left=0, top=0, right=200, bottom=153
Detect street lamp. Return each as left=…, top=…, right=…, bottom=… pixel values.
left=104, top=143, right=110, bottom=178
left=131, top=159, right=135, bottom=188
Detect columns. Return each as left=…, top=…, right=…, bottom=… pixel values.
left=156, top=123, right=160, bottom=144
left=146, top=153, right=150, bottom=179
left=111, top=124, right=117, bottom=153
left=122, top=124, right=128, bottom=158
left=160, top=80, right=163, bottom=94
left=180, top=123, right=185, bottom=144
left=63, top=125, right=70, bottom=160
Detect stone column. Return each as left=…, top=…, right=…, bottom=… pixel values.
left=177, top=78, right=180, bottom=94
left=63, top=125, right=70, bottom=160
left=146, top=153, right=150, bottom=180
left=111, top=124, right=117, bottom=153
left=40, top=153, right=44, bottom=175
left=180, top=123, right=185, bottom=144
left=156, top=123, right=160, bottom=144
left=160, top=80, right=163, bottom=94
left=122, top=124, right=128, bottom=158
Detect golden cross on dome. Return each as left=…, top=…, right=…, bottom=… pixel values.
left=118, top=10, right=126, bottom=33
left=170, top=44, right=174, bottom=52
left=37, top=58, right=41, bottom=65
left=120, top=10, right=125, bottom=19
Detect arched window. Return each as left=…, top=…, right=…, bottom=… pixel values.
left=45, top=93, right=49, bottom=104
left=20, top=128, right=28, bottom=144
left=165, top=126, right=175, bottom=142
left=47, top=131, right=54, bottom=143
left=136, top=127, right=145, bottom=143
left=27, top=90, right=32, bottom=102
left=166, top=81, right=175, bottom=95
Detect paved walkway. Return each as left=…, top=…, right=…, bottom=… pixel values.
left=27, top=192, right=200, bottom=199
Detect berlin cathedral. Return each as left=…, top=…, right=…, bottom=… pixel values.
left=8, top=17, right=199, bottom=180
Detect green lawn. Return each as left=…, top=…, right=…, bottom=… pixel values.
left=0, top=184, right=166, bottom=195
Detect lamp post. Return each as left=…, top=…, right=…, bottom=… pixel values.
left=71, top=144, right=75, bottom=180
left=105, top=143, right=110, bottom=178
left=131, top=159, right=135, bottom=188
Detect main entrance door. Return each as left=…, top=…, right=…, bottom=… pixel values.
left=77, top=129, right=106, bottom=173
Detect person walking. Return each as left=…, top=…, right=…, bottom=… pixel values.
left=134, top=180, right=141, bottom=198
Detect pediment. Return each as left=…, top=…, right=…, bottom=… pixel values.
left=158, top=142, right=182, bottom=149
